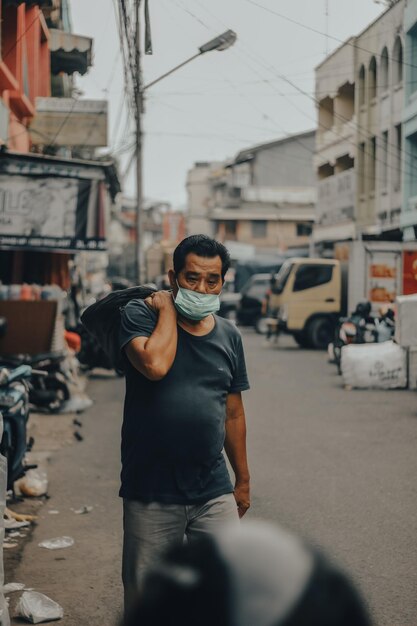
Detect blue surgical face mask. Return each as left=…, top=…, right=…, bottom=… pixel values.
left=174, top=281, right=221, bottom=321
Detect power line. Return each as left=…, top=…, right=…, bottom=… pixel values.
left=187, top=1, right=415, bottom=181
left=244, top=0, right=417, bottom=73
left=169, top=0, right=416, bottom=186
left=44, top=95, right=79, bottom=151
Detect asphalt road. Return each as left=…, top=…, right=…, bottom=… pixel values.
left=7, top=329, right=417, bottom=626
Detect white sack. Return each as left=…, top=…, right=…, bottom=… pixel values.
left=16, top=591, right=63, bottom=623
left=341, top=341, right=407, bottom=389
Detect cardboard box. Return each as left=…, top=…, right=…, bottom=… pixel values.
left=0, top=300, right=58, bottom=356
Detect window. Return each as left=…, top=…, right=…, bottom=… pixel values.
left=358, top=142, right=366, bottom=195
left=382, top=131, right=388, bottom=186
left=358, top=65, right=366, bottom=106
left=393, top=37, right=403, bottom=85
left=380, top=47, right=389, bottom=92
left=296, top=223, right=312, bottom=237
left=293, top=264, right=334, bottom=292
left=251, top=220, right=267, bottom=238
left=272, top=262, right=293, bottom=294
left=409, top=131, right=417, bottom=197
left=318, top=163, right=334, bottom=179
left=318, top=96, right=334, bottom=132
left=394, top=124, right=402, bottom=191
left=335, top=154, right=354, bottom=173
left=410, top=25, right=417, bottom=96
left=369, top=137, right=376, bottom=192
left=225, top=221, right=237, bottom=237
left=369, top=57, right=377, bottom=100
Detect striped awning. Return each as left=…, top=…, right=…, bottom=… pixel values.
left=49, top=29, right=92, bottom=76
left=2, top=0, right=53, bottom=6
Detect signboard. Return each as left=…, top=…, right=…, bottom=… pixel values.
left=317, top=169, right=355, bottom=226
left=403, top=251, right=417, bottom=295
left=366, top=250, right=401, bottom=304
left=0, top=174, right=106, bottom=252
left=30, top=97, right=107, bottom=148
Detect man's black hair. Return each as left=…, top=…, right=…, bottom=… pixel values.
left=173, top=235, right=231, bottom=281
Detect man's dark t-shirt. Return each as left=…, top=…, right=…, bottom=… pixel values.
left=119, top=299, right=250, bottom=504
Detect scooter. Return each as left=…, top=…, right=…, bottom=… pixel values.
left=0, top=364, right=36, bottom=491
left=373, top=308, right=396, bottom=343
left=0, top=352, right=70, bottom=413
left=332, top=302, right=376, bottom=374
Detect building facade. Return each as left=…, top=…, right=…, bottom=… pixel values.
left=401, top=0, right=417, bottom=239
left=314, top=38, right=356, bottom=251
left=186, top=161, right=221, bottom=236
left=0, top=0, right=51, bottom=153
left=0, top=0, right=118, bottom=289
left=355, top=0, right=404, bottom=238
left=314, top=0, right=406, bottom=253
left=189, top=131, right=316, bottom=253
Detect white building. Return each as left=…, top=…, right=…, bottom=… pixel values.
left=211, top=132, right=316, bottom=252
left=186, top=161, right=221, bottom=236
left=314, top=0, right=405, bottom=254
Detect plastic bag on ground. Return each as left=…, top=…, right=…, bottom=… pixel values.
left=38, top=536, right=74, bottom=550
left=16, top=469, right=48, bottom=497
left=341, top=341, right=407, bottom=389
left=16, top=591, right=63, bottom=623
left=3, top=582, right=25, bottom=593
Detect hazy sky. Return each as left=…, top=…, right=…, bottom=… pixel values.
left=70, top=0, right=384, bottom=208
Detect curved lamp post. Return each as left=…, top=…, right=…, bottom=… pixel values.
left=134, top=29, right=237, bottom=282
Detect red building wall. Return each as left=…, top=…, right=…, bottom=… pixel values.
left=0, top=2, right=50, bottom=153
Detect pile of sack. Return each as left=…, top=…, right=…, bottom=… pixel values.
left=341, top=294, right=417, bottom=390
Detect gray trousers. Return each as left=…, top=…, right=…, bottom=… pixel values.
left=122, top=493, right=239, bottom=615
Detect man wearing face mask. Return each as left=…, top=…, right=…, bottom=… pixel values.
left=119, top=235, right=250, bottom=616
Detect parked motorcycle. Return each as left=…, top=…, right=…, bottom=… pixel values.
left=332, top=302, right=374, bottom=373
left=373, top=308, right=396, bottom=343
left=0, top=364, right=36, bottom=491
left=332, top=302, right=395, bottom=374
left=0, top=351, right=70, bottom=413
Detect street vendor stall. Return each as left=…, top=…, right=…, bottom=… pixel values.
left=0, top=150, right=120, bottom=353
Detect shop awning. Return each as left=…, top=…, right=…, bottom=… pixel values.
left=3, top=0, right=53, bottom=6
left=49, top=29, right=92, bottom=76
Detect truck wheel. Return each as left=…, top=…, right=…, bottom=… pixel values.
left=293, top=331, right=309, bottom=348
left=307, top=317, right=334, bottom=350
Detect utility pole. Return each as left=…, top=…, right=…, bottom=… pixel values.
left=135, top=0, right=144, bottom=284
left=130, top=23, right=236, bottom=284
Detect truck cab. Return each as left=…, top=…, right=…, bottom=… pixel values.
left=268, top=258, right=345, bottom=349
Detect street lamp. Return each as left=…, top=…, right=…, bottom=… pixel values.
left=134, top=27, right=237, bottom=283
left=142, top=30, right=237, bottom=92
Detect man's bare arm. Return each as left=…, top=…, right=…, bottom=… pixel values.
left=224, top=392, right=250, bottom=518
left=125, top=291, right=178, bottom=381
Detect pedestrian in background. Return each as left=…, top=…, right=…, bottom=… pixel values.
left=119, top=235, right=251, bottom=615
left=123, top=520, right=373, bottom=626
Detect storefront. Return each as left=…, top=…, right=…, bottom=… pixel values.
left=0, top=150, right=120, bottom=355
left=0, top=150, right=120, bottom=288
